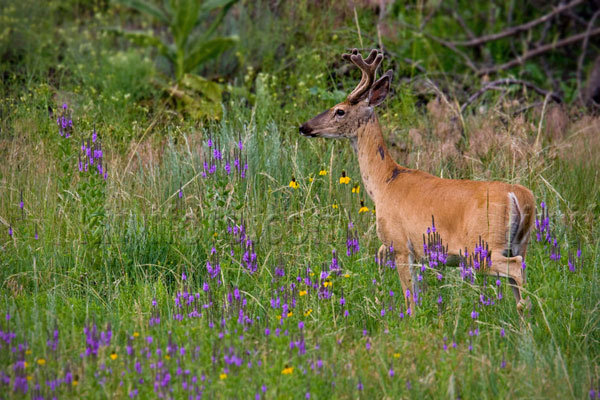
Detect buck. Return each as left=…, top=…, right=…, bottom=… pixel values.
left=299, top=49, right=535, bottom=312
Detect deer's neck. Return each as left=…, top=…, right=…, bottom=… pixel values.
left=353, top=115, right=400, bottom=203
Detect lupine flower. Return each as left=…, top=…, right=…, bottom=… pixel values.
left=346, top=222, right=360, bottom=256
left=8, top=225, right=12, bottom=237
left=471, top=307, right=479, bottom=320
left=57, top=103, right=73, bottom=137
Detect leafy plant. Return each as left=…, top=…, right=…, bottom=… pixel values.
left=110, top=0, right=239, bottom=118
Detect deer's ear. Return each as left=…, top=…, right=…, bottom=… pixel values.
left=368, top=70, right=393, bottom=107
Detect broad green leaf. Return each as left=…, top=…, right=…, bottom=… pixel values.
left=181, top=74, right=222, bottom=102
left=183, top=36, right=238, bottom=74
left=171, top=0, right=200, bottom=51
left=105, top=27, right=175, bottom=63
left=112, top=0, right=169, bottom=24
left=197, top=0, right=239, bottom=38
left=200, top=0, right=238, bottom=14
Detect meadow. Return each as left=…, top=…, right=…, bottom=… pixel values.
left=1, top=0, right=599, bottom=398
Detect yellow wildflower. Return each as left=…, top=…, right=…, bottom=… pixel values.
left=25, top=349, right=32, bottom=355
left=339, top=171, right=350, bottom=184
left=344, top=273, right=350, bottom=278
left=276, top=315, right=282, bottom=321
left=352, top=185, right=360, bottom=194
left=165, top=354, right=171, bottom=360
left=323, top=281, right=332, bottom=288
left=332, top=204, right=338, bottom=209
left=72, top=380, right=78, bottom=386
left=359, top=200, right=369, bottom=214
left=319, top=169, right=327, bottom=176
left=37, top=359, right=46, bottom=366
left=308, top=177, right=313, bottom=183
left=287, top=311, right=293, bottom=317
left=26, top=375, right=32, bottom=381
left=133, top=332, right=140, bottom=338
left=219, top=373, right=228, bottom=380
left=304, top=309, right=312, bottom=317
left=393, top=353, right=401, bottom=358
left=282, top=366, right=294, bottom=375
left=299, top=290, right=307, bottom=296
left=110, top=353, right=118, bottom=360
left=289, top=177, right=299, bottom=189
left=309, top=272, right=315, bottom=277
left=213, top=232, right=218, bottom=237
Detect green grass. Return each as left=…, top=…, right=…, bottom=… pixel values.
left=1, top=1, right=599, bottom=399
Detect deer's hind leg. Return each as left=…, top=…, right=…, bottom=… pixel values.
left=489, top=254, right=529, bottom=312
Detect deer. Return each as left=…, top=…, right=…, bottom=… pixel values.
left=299, top=49, right=535, bottom=313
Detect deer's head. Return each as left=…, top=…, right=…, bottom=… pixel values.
left=299, top=49, right=393, bottom=139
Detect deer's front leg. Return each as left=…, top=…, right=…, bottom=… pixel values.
left=395, top=252, right=416, bottom=314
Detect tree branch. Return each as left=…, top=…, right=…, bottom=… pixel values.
left=478, top=27, right=600, bottom=75
left=461, top=78, right=562, bottom=113
left=451, top=0, right=585, bottom=47
left=576, top=9, right=600, bottom=103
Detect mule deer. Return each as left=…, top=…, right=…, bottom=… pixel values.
left=299, top=49, right=534, bottom=312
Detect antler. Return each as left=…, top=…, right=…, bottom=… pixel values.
left=342, top=48, right=384, bottom=104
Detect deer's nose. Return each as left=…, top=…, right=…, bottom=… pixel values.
left=299, top=124, right=314, bottom=136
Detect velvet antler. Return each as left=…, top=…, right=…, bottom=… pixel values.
left=342, top=48, right=383, bottom=104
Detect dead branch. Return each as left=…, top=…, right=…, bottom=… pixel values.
left=478, top=27, right=600, bottom=75
left=417, top=29, right=480, bottom=73
left=576, top=10, right=600, bottom=103
left=451, top=0, right=586, bottom=47
left=461, top=78, right=562, bottom=113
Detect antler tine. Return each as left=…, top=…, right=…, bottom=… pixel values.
left=343, top=49, right=383, bottom=104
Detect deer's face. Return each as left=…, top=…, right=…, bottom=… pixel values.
left=299, top=100, right=374, bottom=140
left=299, top=48, right=392, bottom=141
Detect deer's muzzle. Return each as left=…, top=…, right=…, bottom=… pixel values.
left=299, top=124, right=315, bottom=137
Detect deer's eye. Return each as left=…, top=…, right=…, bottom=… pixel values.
left=335, top=109, right=345, bottom=116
